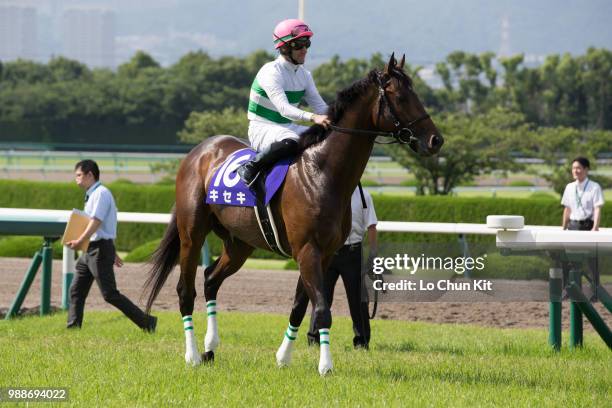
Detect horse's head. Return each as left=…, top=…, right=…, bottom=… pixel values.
left=373, top=53, right=443, bottom=156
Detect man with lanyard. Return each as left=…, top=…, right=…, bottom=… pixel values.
left=561, top=156, right=605, bottom=299
left=561, top=157, right=604, bottom=231
left=298, top=185, right=378, bottom=349
left=66, top=160, right=157, bottom=331
left=237, top=18, right=331, bottom=187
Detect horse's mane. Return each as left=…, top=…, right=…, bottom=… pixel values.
left=298, top=69, right=380, bottom=150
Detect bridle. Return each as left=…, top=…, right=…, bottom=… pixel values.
left=328, top=72, right=430, bottom=145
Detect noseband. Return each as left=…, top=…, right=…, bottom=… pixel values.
left=328, top=73, right=430, bottom=144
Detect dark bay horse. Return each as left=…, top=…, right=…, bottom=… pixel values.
left=144, top=54, right=443, bottom=375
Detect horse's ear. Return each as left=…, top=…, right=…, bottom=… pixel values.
left=384, top=52, right=396, bottom=74
left=399, top=54, right=405, bottom=70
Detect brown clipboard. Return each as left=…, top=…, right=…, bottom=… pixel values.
left=61, top=209, right=91, bottom=251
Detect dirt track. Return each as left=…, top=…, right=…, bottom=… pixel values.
left=1, top=257, right=610, bottom=331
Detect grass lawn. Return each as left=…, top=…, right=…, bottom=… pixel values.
left=0, top=311, right=610, bottom=406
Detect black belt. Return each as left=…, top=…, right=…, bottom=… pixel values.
left=89, top=239, right=114, bottom=246
left=568, top=219, right=593, bottom=231
left=570, top=219, right=593, bottom=225
left=337, top=242, right=362, bottom=253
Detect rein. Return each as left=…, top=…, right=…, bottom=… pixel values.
left=328, top=73, right=430, bottom=145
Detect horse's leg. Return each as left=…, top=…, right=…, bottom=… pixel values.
left=177, top=208, right=209, bottom=367
left=295, top=243, right=333, bottom=376
left=276, top=277, right=309, bottom=367
left=202, top=237, right=253, bottom=362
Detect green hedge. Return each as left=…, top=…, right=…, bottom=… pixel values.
left=474, top=253, right=550, bottom=280
left=2, top=180, right=610, bottom=258
left=0, top=237, right=64, bottom=259
left=371, top=194, right=578, bottom=246
left=124, top=239, right=161, bottom=263
left=0, top=179, right=173, bottom=252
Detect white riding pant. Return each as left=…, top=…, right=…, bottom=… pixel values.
left=248, top=121, right=309, bottom=152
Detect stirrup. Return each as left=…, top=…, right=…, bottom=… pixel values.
left=237, top=164, right=261, bottom=188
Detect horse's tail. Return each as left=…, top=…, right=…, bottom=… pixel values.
left=144, top=207, right=180, bottom=314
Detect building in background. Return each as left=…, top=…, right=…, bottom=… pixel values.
left=61, top=8, right=115, bottom=68
left=0, top=5, right=37, bottom=61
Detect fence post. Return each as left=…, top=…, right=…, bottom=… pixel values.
left=597, top=286, right=612, bottom=314
left=569, top=268, right=583, bottom=348
left=457, top=234, right=472, bottom=278
left=62, top=246, right=75, bottom=310
left=5, top=251, right=43, bottom=319
left=566, top=283, right=612, bottom=350
left=548, top=267, right=563, bottom=351
left=40, top=238, right=53, bottom=316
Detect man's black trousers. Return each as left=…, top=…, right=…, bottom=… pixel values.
left=67, top=239, right=151, bottom=329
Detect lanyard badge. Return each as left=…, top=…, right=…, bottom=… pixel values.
left=575, top=180, right=589, bottom=210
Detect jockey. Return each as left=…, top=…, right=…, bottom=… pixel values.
left=237, top=18, right=331, bottom=187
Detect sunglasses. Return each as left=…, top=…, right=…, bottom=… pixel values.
left=290, top=38, right=311, bottom=50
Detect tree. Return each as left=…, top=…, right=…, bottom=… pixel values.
left=313, top=53, right=439, bottom=112
left=385, top=108, right=527, bottom=195
left=1, top=49, right=610, bottom=147
left=434, top=51, right=500, bottom=114
left=178, top=108, right=248, bottom=143
left=313, top=54, right=384, bottom=101
left=117, top=51, right=161, bottom=78
left=47, top=57, right=91, bottom=82
left=581, top=47, right=612, bottom=130
left=525, top=126, right=612, bottom=197
left=0, top=59, right=50, bottom=85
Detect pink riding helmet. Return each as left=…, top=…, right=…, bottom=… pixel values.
left=273, top=19, right=313, bottom=49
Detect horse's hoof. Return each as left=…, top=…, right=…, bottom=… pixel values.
left=185, top=354, right=202, bottom=367
left=318, top=361, right=333, bottom=376
left=276, top=358, right=290, bottom=368
left=276, top=350, right=292, bottom=367
left=319, top=367, right=333, bottom=377
left=202, top=351, right=215, bottom=363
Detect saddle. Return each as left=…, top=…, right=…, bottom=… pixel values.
left=205, top=148, right=293, bottom=257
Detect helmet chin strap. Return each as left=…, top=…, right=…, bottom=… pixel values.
left=280, top=46, right=303, bottom=65
left=282, top=53, right=302, bottom=65
left=289, top=55, right=302, bottom=65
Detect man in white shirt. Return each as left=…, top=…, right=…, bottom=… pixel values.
left=560, top=156, right=605, bottom=300
left=299, top=185, right=378, bottom=349
left=561, top=157, right=604, bottom=231
left=66, top=160, right=157, bottom=331
left=237, top=18, right=331, bottom=187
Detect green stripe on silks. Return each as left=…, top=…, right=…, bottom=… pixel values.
left=251, top=79, right=305, bottom=104
left=182, top=316, right=193, bottom=322
left=207, top=311, right=217, bottom=316
left=207, top=301, right=216, bottom=306
left=319, top=330, right=329, bottom=335
left=320, top=340, right=330, bottom=345
left=285, top=332, right=297, bottom=341
left=248, top=101, right=292, bottom=124
left=288, top=325, right=299, bottom=332
left=184, top=326, right=194, bottom=331
left=285, top=90, right=305, bottom=104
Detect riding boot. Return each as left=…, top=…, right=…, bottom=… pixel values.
left=238, top=139, right=299, bottom=187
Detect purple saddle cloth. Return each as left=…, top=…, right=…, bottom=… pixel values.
left=205, top=148, right=293, bottom=207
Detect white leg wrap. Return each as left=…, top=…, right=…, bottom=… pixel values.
left=183, top=315, right=201, bottom=366
left=276, top=324, right=298, bottom=367
left=318, top=328, right=333, bottom=376
left=204, top=300, right=219, bottom=352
